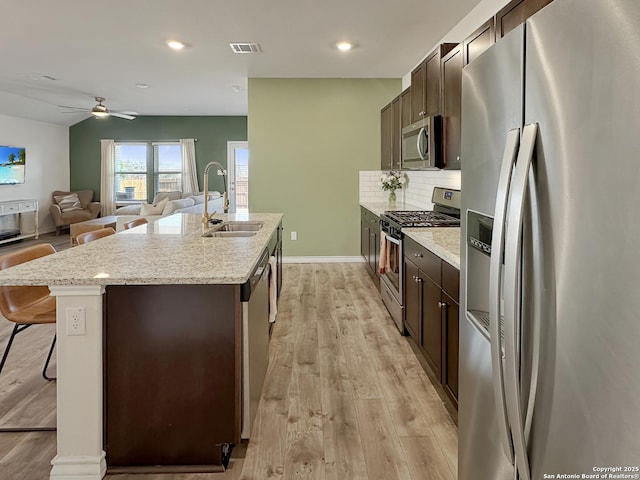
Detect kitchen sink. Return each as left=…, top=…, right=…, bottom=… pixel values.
left=203, top=230, right=258, bottom=238
left=219, top=221, right=263, bottom=232
left=202, top=221, right=263, bottom=238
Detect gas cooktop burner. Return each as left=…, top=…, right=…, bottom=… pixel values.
left=383, top=210, right=460, bottom=228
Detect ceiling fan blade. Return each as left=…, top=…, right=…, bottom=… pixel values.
left=110, top=112, right=136, bottom=120
left=58, top=104, right=88, bottom=111
left=60, top=111, right=89, bottom=114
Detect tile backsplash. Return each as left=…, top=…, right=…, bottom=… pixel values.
left=359, top=170, right=461, bottom=209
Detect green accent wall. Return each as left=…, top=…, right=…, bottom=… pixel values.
left=248, top=78, right=400, bottom=257
left=69, top=116, right=247, bottom=199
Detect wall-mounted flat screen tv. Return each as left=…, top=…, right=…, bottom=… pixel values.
left=0, top=146, right=26, bottom=185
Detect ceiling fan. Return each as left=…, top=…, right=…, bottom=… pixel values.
left=59, top=97, right=137, bottom=120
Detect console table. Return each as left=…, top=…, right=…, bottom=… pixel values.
left=0, top=199, right=39, bottom=245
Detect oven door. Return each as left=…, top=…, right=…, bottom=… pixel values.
left=380, top=231, right=404, bottom=333
left=380, top=233, right=402, bottom=299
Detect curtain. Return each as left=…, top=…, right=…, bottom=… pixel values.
left=100, top=139, right=116, bottom=216
left=180, top=138, right=199, bottom=193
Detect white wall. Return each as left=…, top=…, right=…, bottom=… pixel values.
left=0, top=114, right=69, bottom=232
left=402, top=0, right=512, bottom=88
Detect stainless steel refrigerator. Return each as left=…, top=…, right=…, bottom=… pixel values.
left=459, top=1, right=640, bottom=479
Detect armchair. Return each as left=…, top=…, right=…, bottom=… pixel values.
left=49, top=190, right=101, bottom=235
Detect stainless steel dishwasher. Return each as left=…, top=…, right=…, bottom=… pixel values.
left=240, top=248, right=271, bottom=439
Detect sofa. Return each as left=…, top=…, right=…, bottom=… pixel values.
left=113, top=191, right=225, bottom=229
left=50, top=190, right=101, bottom=235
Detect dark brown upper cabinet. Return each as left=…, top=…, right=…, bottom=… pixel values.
left=441, top=45, right=463, bottom=170
left=410, top=62, right=426, bottom=123
left=400, top=88, right=411, bottom=129
left=495, top=0, right=554, bottom=39
left=410, top=43, right=457, bottom=123
left=380, top=102, right=393, bottom=170
left=463, top=17, right=495, bottom=66
left=391, top=96, right=401, bottom=169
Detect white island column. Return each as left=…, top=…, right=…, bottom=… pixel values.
left=48, top=285, right=107, bottom=480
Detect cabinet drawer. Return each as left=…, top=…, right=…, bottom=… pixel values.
left=19, top=201, right=36, bottom=212
left=442, top=261, right=459, bottom=301
left=0, top=203, right=20, bottom=214
left=404, top=236, right=441, bottom=285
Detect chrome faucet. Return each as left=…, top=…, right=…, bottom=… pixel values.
left=202, top=161, right=230, bottom=225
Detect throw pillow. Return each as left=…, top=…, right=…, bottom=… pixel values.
left=152, top=191, right=181, bottom=204
left=162, top=197, right=195, bottom=215
left=114, top=204, right=142, bottom=215
left=189, top=195, right=205, bottom=205
left=139, top=197, right=168, bottom=216
left=54, top=193, right=83, bottom=212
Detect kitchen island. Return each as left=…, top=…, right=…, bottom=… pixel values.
left=0, top=212, right=283, bottom=479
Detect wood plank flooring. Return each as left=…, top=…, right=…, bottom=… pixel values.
left=0, top=263, right=457, bottom=480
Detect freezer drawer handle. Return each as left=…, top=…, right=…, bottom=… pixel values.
left=488, top=127, right=521, bottom=465
left=503, top=122, right=538, bottom=480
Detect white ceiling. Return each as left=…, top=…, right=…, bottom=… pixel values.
left=0, top=0, right=481, bottom=126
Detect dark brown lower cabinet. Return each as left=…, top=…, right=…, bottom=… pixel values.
left=104, top=284, right=241, bottom=471
left=404, top=260, right=421, bottom=339
left=442, top=292, right=459, bottom=403
left=422, top=276, right=443, bottom=380
left=360, top=207, right=380, bottom=285
left=403, top=236, right=460, bottom=407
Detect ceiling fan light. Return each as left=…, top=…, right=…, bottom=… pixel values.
left=91, top=105, right=110, bottom=118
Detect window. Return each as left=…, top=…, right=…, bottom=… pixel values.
left=115, top=143, right=148, bottom=202
left=114, top=141, right=183, bottom=203
left=154, top=143, right=182, bottom=193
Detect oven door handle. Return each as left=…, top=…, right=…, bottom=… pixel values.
left=384, top=233, right=401, bottom=246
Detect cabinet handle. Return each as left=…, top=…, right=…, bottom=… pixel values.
left=438, top=301, right=447, bottom=308
left=414, top=253, right=423, bottom=258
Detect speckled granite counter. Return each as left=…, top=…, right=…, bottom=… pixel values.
left=0, top=212, right=283, bottom=286
left=403, top=227, right=461, bottom=269
left=360, top=201, right=426, bottom=217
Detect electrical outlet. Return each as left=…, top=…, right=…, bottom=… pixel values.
left=291, top=231, right=297, bottom=241
left=66, top=307, right=86, bottom=336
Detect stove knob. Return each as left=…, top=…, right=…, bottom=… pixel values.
left=414, top=253, right=423, bottom=258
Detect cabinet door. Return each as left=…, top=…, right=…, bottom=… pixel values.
left=441, top=45, right=463, bottom=170
left=380, top=102, right=393, bottom=169
left=401, top=88, right=411, bottom=129
left=369, top=218, right=380, bottom=276
left=425, top=51, right=441, bottom=116
left=495, top=0, right=554, bottom=39
left=404, top=259, right=421, bottom=340
left=410, top=62, right=426, bottom=123
left=421, top=275, right=442, bottom=380
left=463, top=17, right=495, bottom=66
left=360, top=216, right=370, bottom=260
left=442, top=292, right=459, bottom=402
left=391, top=96, right=401, bottom=169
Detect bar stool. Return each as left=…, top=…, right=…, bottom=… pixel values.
left=76, top=227, right=116, bottom=244
left=123, top=218, right=148, bottom=230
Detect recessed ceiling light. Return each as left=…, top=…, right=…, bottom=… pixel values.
left=336, top=41, right=353, bottom=52
left=136, top=83, right=149, bottom=89
left=167, top=40, right=185, bottom=51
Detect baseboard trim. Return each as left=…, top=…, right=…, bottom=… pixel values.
left=282, top=256, right=365, bottom=264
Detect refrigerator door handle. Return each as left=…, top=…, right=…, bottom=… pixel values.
left=503, top=123, right=538, bottom=480
left=489, top=128, right=521, bottom=464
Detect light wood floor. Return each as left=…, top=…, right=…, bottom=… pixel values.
left=0, top=263, right=457, bottom=480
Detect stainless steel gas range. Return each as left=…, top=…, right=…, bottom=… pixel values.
left=379, top=187, right=460, bottom=333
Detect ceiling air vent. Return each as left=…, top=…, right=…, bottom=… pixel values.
left=229, top=43, right=262, bottom=54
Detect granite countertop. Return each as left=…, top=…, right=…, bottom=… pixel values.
left=360, top=201, right=426, bottom=217
left=0, top=213, right=283, bottom=286
left=403, top=227, right=461, bottom=269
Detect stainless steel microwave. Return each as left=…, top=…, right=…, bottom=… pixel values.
left=401, top=115, right=442, bottom=169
